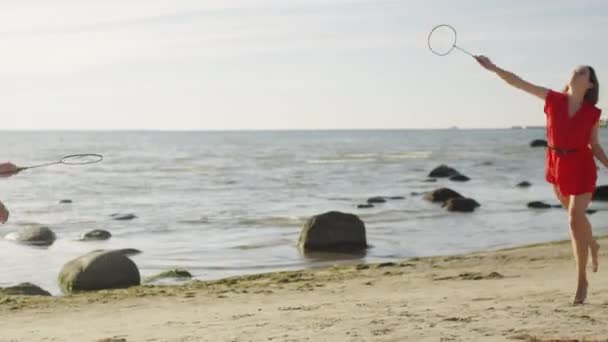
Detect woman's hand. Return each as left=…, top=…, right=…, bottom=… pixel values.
left=475, top=55, right=499, bottom=72
left=0, top=162, right=20, bottom=177
left=0, top=200, right=8, bottom=224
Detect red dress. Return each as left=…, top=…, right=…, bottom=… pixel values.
left=544, top=90, right=602, bottom=196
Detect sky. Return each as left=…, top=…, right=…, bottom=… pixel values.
left=1, top=0, right=607, bottom=130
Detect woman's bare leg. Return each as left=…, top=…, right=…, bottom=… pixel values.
left=554, top=186, right=598, bottom=273
left=568, top=192, right=594, bottom=304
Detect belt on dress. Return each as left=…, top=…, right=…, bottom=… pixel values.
left=547, top=145, right=578, bottom=156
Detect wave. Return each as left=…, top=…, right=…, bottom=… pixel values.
left=306, top=151, right=432, bottom=164
left=238, top=216, right=306, bottom=228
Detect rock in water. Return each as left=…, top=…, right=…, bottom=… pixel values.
left=593, top=185, right=608, bottom=201
left=428, top=165, right=460, bottom=178
left=442, top=198, right=480, bottom=212
left=449, top=174, right=470, bottom=182
left=530, top=139, right=548, bottom=147
left=424, top=188, right=463, bottom=203
left=527, top=201, right=552, bottom=209
left=79, top=229, right=112, bottom=241
left=110, top=213, right=137, bottom=221
left=5, top=226, right=56, bottom=246
left=144, top=268, right=193, bottom=283
left=298, top=211, right=367, bottom=252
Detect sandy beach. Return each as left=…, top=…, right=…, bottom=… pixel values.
left=1, top=237, right=608, bottom=342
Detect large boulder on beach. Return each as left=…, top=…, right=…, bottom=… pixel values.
left=298, top=211, right=367, bottom=252
left=442, top=198, right=480, bottom=212
left=58, top=250, right=140, bottom=294
left=0, top=283, right=51, bottom=296
left=530, top=139, right=548, bottom=147
left=593, top=185, right=608, bottom=201
left=4, top=226, right=56, bottom=246
left=424, top=188, right=463, bottom=203
left=428, top=165, right=460, bottom=178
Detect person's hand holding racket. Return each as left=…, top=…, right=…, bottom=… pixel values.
left=0, top=154, right=102, bottom=224
left=0, top=154, right=103, bottom=176
left=0, top=162, right=20, bottom=177
left=474, top=55, right=499, bottom=73
left=0, top=200, right=9, bottom=224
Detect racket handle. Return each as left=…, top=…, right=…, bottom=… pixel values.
left=453, top=45, right=474, bottom=57
left=0, top=167, right=23, bottom=176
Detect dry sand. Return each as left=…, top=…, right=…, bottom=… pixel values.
left=2, top=237, right=608, bottom=342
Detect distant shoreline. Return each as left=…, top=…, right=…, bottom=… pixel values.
left=0, top=127, right=549, bottom=132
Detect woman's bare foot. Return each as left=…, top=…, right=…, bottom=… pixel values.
left=590, top=240, right=600, bottom=273
left=573, top=281, right=588, bottom=305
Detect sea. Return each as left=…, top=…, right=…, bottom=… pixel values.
left=1, top=129, right=608, bottom=295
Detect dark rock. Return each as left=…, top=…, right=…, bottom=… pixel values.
left=423, top=178, right=437, bottom=183
left=5, top=226, right=56, bottom=246
left=424, top=188, right=463, bottom=203
left=59, top=199, right=73, bottom=204
left=110, top=213, right=137, bottom=221
left=298, top=211, right=367, bottom=252
left=442, top=198, right=480, bottom=212
left=0, top=283, right=51, bottom=296
left=530, top=139, right=548, bottom=147
left=527, top=201, right=552, bottom=209
left=449, top=174, right=470, bottom=182
left=79, top=229, right=112, bottom=241
left=593, top=185, right=608, bottom=201
left=516, top=181, right=532, bottom=188
left=58, top=250, right=140, bottom=294
left=357, top=204, right=374, bottom=209
left=116, top=248, right=142, bottom=256
left=367, top=197, right=386, bottom=204
left=429, top=165, right=460, bottom=178
left=387, top=196, right=405, bottom=200
left=144, top=268, right=192, bottom=283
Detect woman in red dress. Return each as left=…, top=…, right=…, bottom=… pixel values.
left=476, top=56, right=605, bottom=305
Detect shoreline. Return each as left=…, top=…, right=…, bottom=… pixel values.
left=1, top=236, right=607, bottom=341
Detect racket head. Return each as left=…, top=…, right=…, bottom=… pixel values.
left=59, top=154, right=103, bottom=165
left=428, top=24, right=458, bottom=56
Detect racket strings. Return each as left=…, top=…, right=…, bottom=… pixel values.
left=428, top=25, right=458, bottom=56
left=60, top=154, right=103, bottom=165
